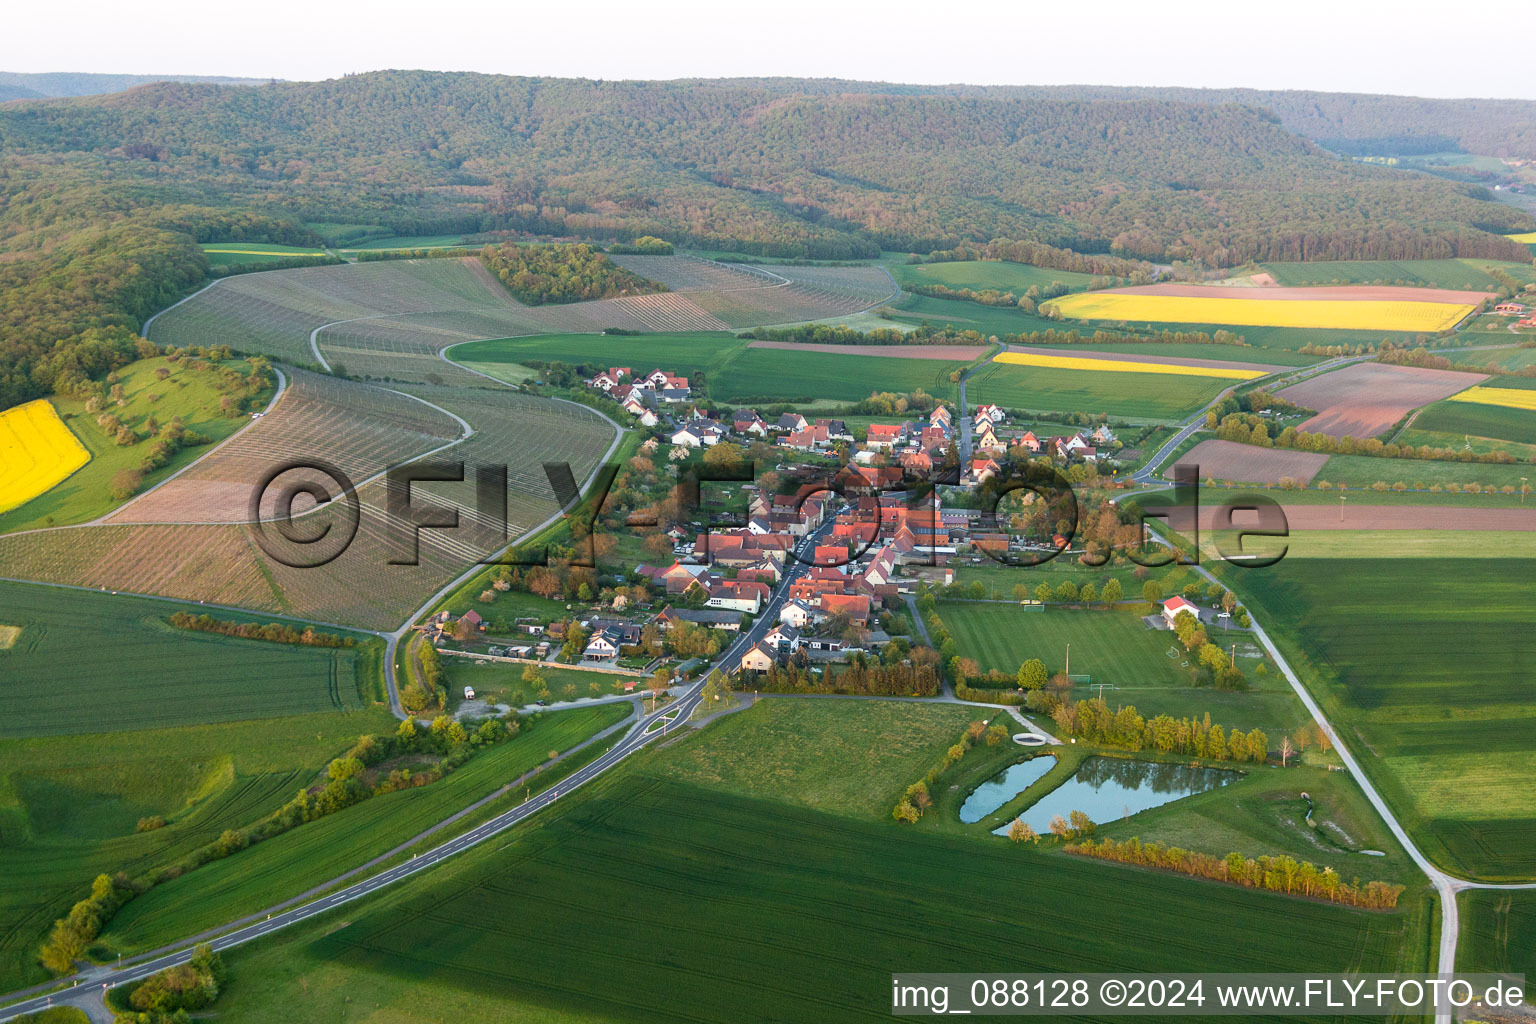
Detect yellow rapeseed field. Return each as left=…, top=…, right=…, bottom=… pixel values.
left=1505, top=232, right=1536, bottom=244
left=1043, top=293, right=1474, bottom=332
left=993, top=351, right=1265, bottom=380
left=0, top=400, right=91, bottom=513
left=1447, top=386, right=1536, bottom=412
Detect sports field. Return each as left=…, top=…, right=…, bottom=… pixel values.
left=1043, top=293, right=1474, bottom=332
left=0, top=581, right=380, bottom=738
left=1221, top=555, right=1536, bottom=880
left=211, top=733, right=1429, bottom=1024
left=0, top=400, right=90, bottom=514
left=939, top=604, right=1303, bottom=737
left=966, top=358, right=1232, bottom=420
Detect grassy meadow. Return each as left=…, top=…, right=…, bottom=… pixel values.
left=892, top=259, right=1096, bottom=294
left=0, top=356, right=274, bottom=534
left=208, top=699, right=1431, bottom=1023
left=1260, top=258, right=1523, bottom=290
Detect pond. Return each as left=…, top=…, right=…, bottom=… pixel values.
left=992, top=757, right=1240, bottom=834
left=958, top=756, right=1057, bottom=824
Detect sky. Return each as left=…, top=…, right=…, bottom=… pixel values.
left=9, top=0, right=1533, bottom=100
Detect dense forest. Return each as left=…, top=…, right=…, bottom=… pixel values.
left=0, top=71, right=1532, bottom=410
left=481, top=242, right=665, bottom=304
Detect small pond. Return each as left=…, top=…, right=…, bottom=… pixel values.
left=992, top=757, right=1240, bottom=834
left=958, top=756, right=1057, bottom=824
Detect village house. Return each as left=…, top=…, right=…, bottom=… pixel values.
left=582, top=629, right=622, bottom=661
left=740, top=640, right=779, bottom=673
left=1161, top=596, right=1200, bottom=629
left=779, top=598, right=814, bottom=629
left=865, top=423, right=904, bottom=450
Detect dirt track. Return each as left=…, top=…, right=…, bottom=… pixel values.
left=1104, top=283, right=1493, bottom=304
left=746, top=340, right=989, bottom=360
left=1278, top=363, right=1487, bottom=438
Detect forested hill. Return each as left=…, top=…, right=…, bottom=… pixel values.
left=0, top=71, right=270, bottom=102
left=0, top=71, right=1532, bottom=410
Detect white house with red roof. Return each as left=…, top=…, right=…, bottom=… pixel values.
left=1161, top=596, right=1199, bottom=628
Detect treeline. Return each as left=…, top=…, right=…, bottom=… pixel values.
left=894, top=718, right=1013, bottom=822
left=1030, top=694, right=1270, bottom=764
left=912, top=239, right=1158, bottom=280
left=355, top=246, right=470, bottom=263
left=1378, top=341, right=1536, bottom=379
left=40, top=713, right=524, bottom=974
left=167, top=612, right=356, bottom=648
left=1208, top=411, right=1524, bottom=464
left=756, top=655, right=941, bottom=697
left=607, top=236, right=674, bottom=255
left=480, top=242, right=666, bottom=305
left=1067, top=836, right=1405, bottom=910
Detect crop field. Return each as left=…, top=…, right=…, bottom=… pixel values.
left=0, top=581, right=378, bottom=738
left=1261, top=258, right=1522, bottom=290
left=1412, top=396, right=1536, bottom=448
left=1176, top=439, right=1329, bottom=485
left=1314, top=452, right=1536, bottom=491
left=1504, top=232, right=1536, bottom=245
left=1443, top=345, right=1536, bottom=373
left=216, top=768, right=1427, bottom=1024
left=0, top=357, right=271, bottom=534
left=892, top=259, right=1096, bottom=294
left=1027, top=340, right=1321, bottom=367
left=1445, top=383, right=1536, bottom=411
left=688, top=264, right=897, bottom=327
left=709, top=345, right=965, bottom=405
left=99, top=703, right=628, bottom=956
left=994, top=349, right=1267, bottom=380
left=450, top=331, right=750, bottom=381
left=108, top=369, right=463, bottom=525
left=0, top=400, right=90, bottom=515
left=1279, top=362, right=1486, bottom=438
left=200, top=242, right=331, bottom=268
left=1219, top=555, right=1536, bottom=880
left=966, top=358, right=1230, bottom=421
left=1459, top=889, right=1536, bottom=975
left=1043, top=292, right=1475, bottom=333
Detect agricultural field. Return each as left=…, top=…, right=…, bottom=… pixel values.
left=1177, top=439, right=1329, bottom=485
left=938, top=604, right=1303, bottom=738
left=200, top=242, right=332, bottom=268
left=1444, top=380, right=1536, bottom=411
left=0, top=709, right=396, bottom=991
left=1216, top=554, right=1536, bottom=880
left=966, top=355, right=1236, bottom=421
left=892, top=259, right=1096, bottom=294
left=0, top=356, right=274, bottom=534
left=1260, top=258, right=1525, bottom=290
left=106, top=369, right=463, bottom=525
left=1458, top=889, right=1536, bottom=976
left=0, top=581, right=381, bottom=738
left=449, top=331, right=750, bottom=384
left=98, top=703, right=628, bottom=957
left=1411, top=390, right=1536, bottom=449
left=710, top=345, right=966, bottom=405
left=995, top=349, right=1270, bottom=380
left=1313, top=452, right=1536, bottom=491
left=1044, top=291, right=1476, bottom=333
left=1502, top=232, right=1536, bottom=246
left=1024, top=339, right=1320, bottom=367
left=209, top=704, right=1429, bottom=1024
left=0, top=400, right=90, bottom=515
left=1278, top=362, right=1486, bottom=438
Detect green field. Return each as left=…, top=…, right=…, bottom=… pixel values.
left=450, top=331, right=749, bottom=383
left=0, top=356, right=274, bottom=534
left=1027, top=340, right=1320, bottom=367
left=1442, top=345, right=1536, bottom=374
left=1411, top=396, right=1536, bottom=447
left=1458, top=889, right=1536, bottom=975
left=339, top=234, right=476, bottom=251
left=1260, top=258, right=1519, bottom=290
left=1218, top=556, right=1536, bottom=880
left=211, top=701, right=1430, bottom=1024
left=98, top=703, right=628, bottom=957
left=966, top=359, right=1233, bottom=421
left=1314, top=453, right=1536, bottom=491
left=939, top=604, right=1304, bottom=738
left=893, top=260, right=1096, bottom=294
left=0, top=710, right=396, bottom=991
left=200, top=242, right=331, bottom=267
left=445, top=660, right=642, bottom=705
left=710, top=345, right=966, bottom=405
left=0, top=582, right=381, bottom=738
